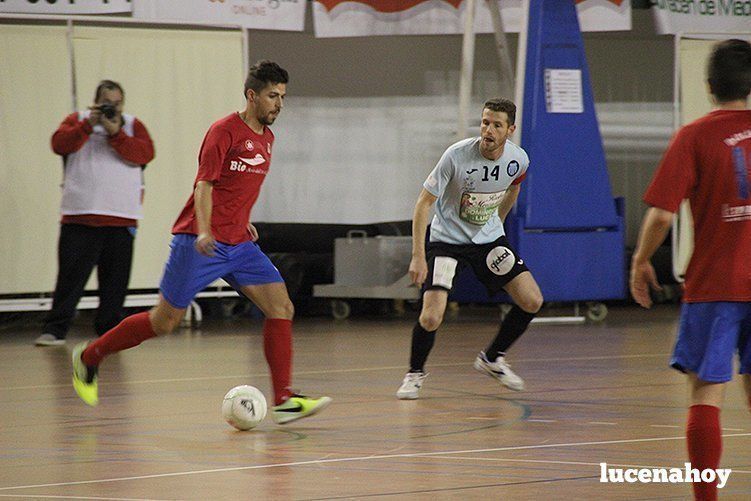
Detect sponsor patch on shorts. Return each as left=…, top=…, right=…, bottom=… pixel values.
left=486, top=246, right=515, bottom=275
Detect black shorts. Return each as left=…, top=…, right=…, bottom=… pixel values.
left=424, top=236, right=529, bottom=296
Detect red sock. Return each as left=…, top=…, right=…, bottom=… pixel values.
left=263, top=318, right=293, bottom=405
left=687, top=404, right=721, bottom=501
left=82, top=311, right=157, bottom=367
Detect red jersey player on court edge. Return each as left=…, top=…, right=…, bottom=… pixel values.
left=631, top=39, right=751, bottom=500
left=71, top=60, right=331, bottom=425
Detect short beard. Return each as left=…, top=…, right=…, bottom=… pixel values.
left=259, top=114, right=275, bottom=126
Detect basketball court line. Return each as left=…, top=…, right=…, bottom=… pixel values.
left=0, top=351, right=671, bottom=392
left=305, top=475, right=600, bottom=500
left=2, top=432, right=749, bottom=492
left=0, top=495, right=166, bottom=500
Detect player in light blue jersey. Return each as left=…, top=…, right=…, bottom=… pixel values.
left=397, top=98, right=543, bottom=399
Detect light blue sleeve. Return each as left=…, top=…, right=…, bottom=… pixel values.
left=519, top=150, right=530, bottom=178
left=423, top=149, right=454, bottom=197
left=511, top=148, right=530, bottom=185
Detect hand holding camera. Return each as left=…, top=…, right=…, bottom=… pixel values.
left=87, top=103, right=121, bottom=136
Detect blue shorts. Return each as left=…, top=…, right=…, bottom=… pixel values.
left=159, top=234, right=284, bottom=309
left=671, top=302, right=751, bottom=383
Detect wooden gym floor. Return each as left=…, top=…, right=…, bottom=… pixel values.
left=1, top=305, right=750, bottom=500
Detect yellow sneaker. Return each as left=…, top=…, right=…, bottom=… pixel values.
left=72, top=342, right=98, bottom=406
left=271, top=394, right=331, bottom=424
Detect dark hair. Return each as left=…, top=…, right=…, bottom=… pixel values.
left=94, top=79, right=124, bottom=102
left=244, top=60, right=289, bottom=97
left=483, top=98, right=516, bottom=125
left=707, top=39, right=751, bottom=102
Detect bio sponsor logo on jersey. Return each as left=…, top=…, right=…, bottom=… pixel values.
left=486, top=246, right=515, bottom=275
left=230, top=153, right=267, bottom=173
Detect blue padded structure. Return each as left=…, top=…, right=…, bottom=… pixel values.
left=518, top=0, right=617, bottom=229
left=449, top=0, right=625, bottom=304
left=449, top=198, right=625, bottom=304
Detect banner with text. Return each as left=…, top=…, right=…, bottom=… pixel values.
left=0, top=0, right=132, bottom=14
left=652, top=0, right=751, bottom=35
left=313, top=0, right=630, bottom=38
left=133, top=0, right=306, bottom=31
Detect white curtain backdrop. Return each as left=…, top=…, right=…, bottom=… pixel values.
left=72, top=26, right=245, bottom=290
left=253, top=96, right=462, bottom=224
left=0, top=25, right=71, bottom=295
left=0, top=24, right=243, bottom=294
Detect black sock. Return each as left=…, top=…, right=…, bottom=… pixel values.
left=409, top=323, right=436, bottom=373
left=485, top=306, right=536, bottom=360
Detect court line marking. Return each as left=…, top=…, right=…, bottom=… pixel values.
left=587, top=421, right=617, bottom=426
left=650, top=424, right=680, bottom=429
left=1, top=432, right=749, bottom=492
left=0, top=495, right=163, bottom=500
left=0, top=352, right=671, bottom=392
left=307, top=475, right=599, bottom=500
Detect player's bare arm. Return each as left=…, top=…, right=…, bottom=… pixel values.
left=630, top=207, right=673, bottom=308
left=409, top=188, right=438, bottom=286
left=497, top=184, right=520, bottom=221
left=247, top=222, right=259, bottom=242
left=194, top=180, right=217, bottom=256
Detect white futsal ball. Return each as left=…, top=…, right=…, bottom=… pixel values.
left=222, top=385, right=267, bottom=430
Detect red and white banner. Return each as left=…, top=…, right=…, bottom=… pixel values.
left=652, top=1, right=751, bottom=35
left=133, top=0, right=306, bottom=31
left=313, top=0, right=630, bottom=38
left=0, top=0, right=132, bottom=14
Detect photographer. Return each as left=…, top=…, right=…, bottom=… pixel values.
left=35, top=80, right=155, bottom=346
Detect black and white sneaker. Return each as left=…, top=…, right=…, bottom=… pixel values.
left=473, top=351, right=524, bottom=391
left=396, top=372, right=428, bottom=400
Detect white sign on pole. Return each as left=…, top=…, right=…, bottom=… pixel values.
left=133, top=0, right=306, bottom=31
left=0, top=0, right=132, bottom=14
left=545, top=69, right=584, bottom=114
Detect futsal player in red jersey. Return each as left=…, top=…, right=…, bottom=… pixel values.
left=631, top=39, right=751, bottom=500
left=72, top=60, right=331, bottom=424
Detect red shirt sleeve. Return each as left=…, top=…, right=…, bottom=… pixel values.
left=511, top=171, right=527, bottom=185
left=51, top=113, right=93, bottom=156
left=643, top=127, right=697, bottom=212
left=195, top=125, right=232, bottom=184
left=108, top=118, right=155, bottom=166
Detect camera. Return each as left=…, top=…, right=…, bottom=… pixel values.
left=99, top=103, right=117, bottom=119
